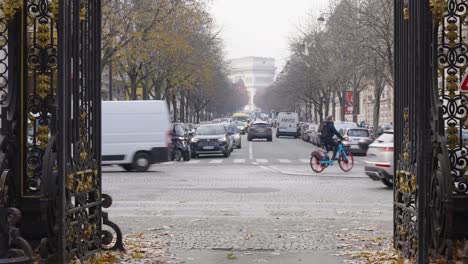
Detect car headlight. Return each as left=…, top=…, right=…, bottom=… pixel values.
left=191, top=138, right=199, bottom=143
left=218, top=137, right=227, bottom=142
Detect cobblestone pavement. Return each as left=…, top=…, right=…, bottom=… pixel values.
left=103, top=135, right=393, bottom=263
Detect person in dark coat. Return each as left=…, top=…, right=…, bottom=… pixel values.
left=319, top=116, right=344, bottom=160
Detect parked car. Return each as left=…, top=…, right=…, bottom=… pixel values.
left=340, top=128, right=373, bottom=155
left=364, top=130, right=394, bottom=188
left=276, top=112, right=299, bottom=138
left=300, top=123, right=311, bottom=141
left=232, top=120, right=246, bottom=134
left=102, top=100, right=170, bottom=172
left=303, top=124, right=317, bottom=142
left=309, top=125, right=322, bottom=146
left=248, top=120, right=273, bottom=141
left=190, top=124, right=233, bottom=158
left=227, top=124, right=242, bottom=148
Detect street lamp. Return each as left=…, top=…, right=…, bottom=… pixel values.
left=317, top=12, right=332, bottom=23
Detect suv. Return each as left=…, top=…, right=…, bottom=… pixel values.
left=364, top=130, right=394, bottom=188
left=248, top=121, right=273, bottom=141
left=190, top=124, right=234, bottom=158
left=340, top=128, right=373, bottom=154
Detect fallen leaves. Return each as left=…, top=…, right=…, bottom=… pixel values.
left=227, top=252, right=237, bottom=259
left=78, top=233, right=170, bottom=264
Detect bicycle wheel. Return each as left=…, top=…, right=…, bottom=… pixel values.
left=310, top=156, right=325, bottom=173
left=338, top=151, right=354, bottom=172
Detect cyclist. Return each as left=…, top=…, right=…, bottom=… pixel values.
left=319, top=116, right=344, bottom=160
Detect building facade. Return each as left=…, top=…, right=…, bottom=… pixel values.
left=228, top=57, right=276, bottom=111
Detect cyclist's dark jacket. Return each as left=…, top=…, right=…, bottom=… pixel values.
left=320, top=121, right=343, bottom=147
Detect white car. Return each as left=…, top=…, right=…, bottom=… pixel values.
left=364, top=130, right=394, bottom=188
left=340, top=128, right=373, bottom=155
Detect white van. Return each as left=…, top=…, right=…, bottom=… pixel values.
left=276, top=112, right=299, bottom=138
left=102, top=100, right=171, bottom=171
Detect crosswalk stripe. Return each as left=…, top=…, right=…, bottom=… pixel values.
left=299, top=159, right=310, bottom=163
left=278, top=159, right=291, bottom=163
left=233, top=159, right=246, bottom=163
left=209, top=159, right=223, bottom=164
left=164, top=161, right=175, bottom=165
left=256, top=159, right=268, bottom=163
left=187, top=160, right=200, bottom=164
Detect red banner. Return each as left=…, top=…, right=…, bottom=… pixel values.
left=344, top=91, right=353, bottom=115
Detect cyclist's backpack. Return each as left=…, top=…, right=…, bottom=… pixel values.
left=320, top=122, right=329, bottom=139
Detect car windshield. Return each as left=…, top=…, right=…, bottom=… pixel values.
left=376, top=132, right=394, bottom=143
left=347, top=129, right=369, bottom=137
left=196, top=125, right=225, bottom=135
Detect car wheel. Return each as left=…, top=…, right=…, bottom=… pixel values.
left=223, top=150, right=231, bottom=158
left=182, top=150, right=191, bottom=161
left=121, top=164, right=133, bottom=172
left=191, top=152, right=198, bottom=159
left=132, top=152, right=151, bottom=172
left=267, top=137, right=272, bottom=142
left=238, top=142, right=242, bottom=149
left=381, top=178, right=393, bottom=188
left=247, top=136, right=252, bottom=141
left=276, top=132, right=280, bottom=138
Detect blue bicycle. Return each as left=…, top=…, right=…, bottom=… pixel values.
left=310, top=140, right=354, bottom=173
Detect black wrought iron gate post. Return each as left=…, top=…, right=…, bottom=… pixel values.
left=0, top=0, right=123, bottom=263
left=395, top=0, right=468, bottom=263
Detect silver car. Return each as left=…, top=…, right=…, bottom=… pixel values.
left=340, top=128, right=373, bottom=155
left=364, top=130, right=394, bottom=188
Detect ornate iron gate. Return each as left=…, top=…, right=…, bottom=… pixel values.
left=395, top=0, right=468, bottom=262
left=0, top=0, right=122, bottom=263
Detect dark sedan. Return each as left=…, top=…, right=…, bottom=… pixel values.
left=190, top=124, right=233, bottom=158
left=247, top=121, right=273, bottom=141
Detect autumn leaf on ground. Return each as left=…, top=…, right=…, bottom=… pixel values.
left=227, top=252, right=237, bottom=260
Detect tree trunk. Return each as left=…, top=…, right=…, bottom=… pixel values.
left=314, top=108, right=318, bottom=123
left=143, top=68, right=149, bottom=100
left=352, top=89, right=359, bottom=123
left=172, top=94, right=178, bottom=122
left=373, top=94, right=381, bottom=131
left=337, top=92, right=345, bottom=122
left=130, top=75, right=138, bottom=100
left=180, top=92, right=185, bottom=123
left=318, top=103, right=324, bottom=123
left=332, top=91, right=336, bottom=120
left=108, top=60, right=113, bottom=100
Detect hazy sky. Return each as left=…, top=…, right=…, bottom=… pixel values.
left=210, top=0, right=331, bottom=72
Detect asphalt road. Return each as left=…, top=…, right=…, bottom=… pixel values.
left=103, top=134, right=393, bottom=264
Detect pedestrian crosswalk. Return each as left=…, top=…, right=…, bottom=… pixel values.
left=160, top=157, right=362, bottom=166
left=161, top=158, right=317, bottom=166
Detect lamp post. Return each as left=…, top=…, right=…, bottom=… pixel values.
left=317, top=12, right=332, bottom=23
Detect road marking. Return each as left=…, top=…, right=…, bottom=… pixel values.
left=251, top=162, right=259, bottom=165
left=209, top=159, right=223, bottom=164
left=299, top=159, right=310, bottom=163
left=256, top=159, right=268, bottom=163
left=164, top=162, right=175, bottom=165
left=249, top=142, right=253, bottom=160
left=278, top=159, right=291, bottom=163
left=259, top=165, right=272, bottom=171
left=233, top=159, right=246, bottom=163
left=187, top=160, right=200, bottom=164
